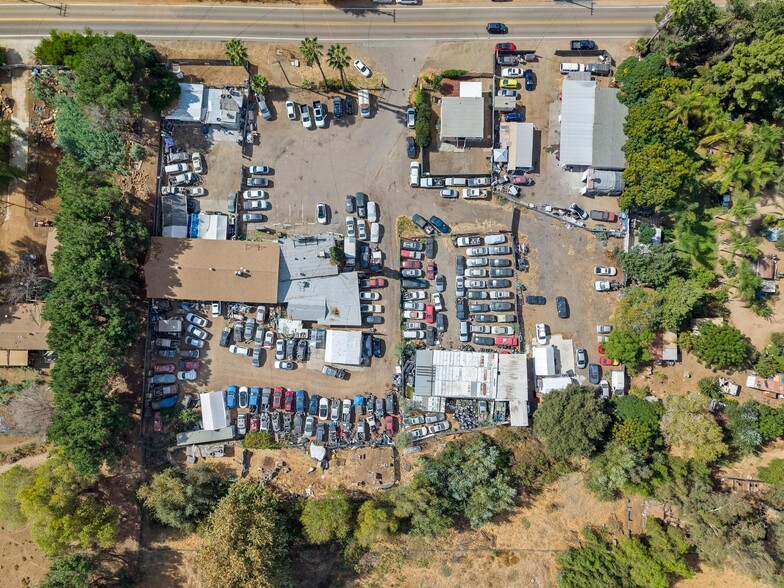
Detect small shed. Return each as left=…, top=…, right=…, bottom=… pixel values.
left=440, top=97, right=485, bottom=144
left=200, top=391, right=229, bottom=431
left=324, top=330, right=364, bottom=365
left=533, top=346, right=556, bottom=377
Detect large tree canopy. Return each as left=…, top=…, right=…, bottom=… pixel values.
left=659, top=393, right=727, bottom=463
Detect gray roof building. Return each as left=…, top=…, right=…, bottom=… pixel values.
left=161, top=192, right=188, bottom=238
left=440, top=97, right=485, bottom=142
left=592, top=89, right=628, bottom=171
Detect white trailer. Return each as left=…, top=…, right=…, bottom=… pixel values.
left=611, top=369, right=626, bottom=395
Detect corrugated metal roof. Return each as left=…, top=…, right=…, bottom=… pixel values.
left=280, top=273, right=361, bottom=326
left=165, top=83, right=204, bottom=122
left=200, top=391, right=228, bottom=430
left=161, top=192, right=188, bottom=238
left=592, top=89, right=628, bottom=170
left=560, top=79, right=596, bottom=166
left=507, top=122, right=534, bottom=170
left=533, top=346, right=556, bottom=377
left=324, top=330, right=364, bottom=365
left=278, top=234, right=338, bottom=284
left=440, top=97, right=485, bottom=140
left=286, top=298, right=327, bottom=322
left=496, top=354, right=530, bottom=426
left=414, top=349, right=498, bottom=399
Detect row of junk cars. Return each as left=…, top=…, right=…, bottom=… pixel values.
left=227, top=386, right=401, bottom=447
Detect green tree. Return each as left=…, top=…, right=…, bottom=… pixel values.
left=757, top=404, right=784, bottom=441
left=300, top=37, right=327, bottom=87
left=533, top=385, right=610, bottom=461
left=687, top=322, right=753, bottom=370
left=621, top=143, right=700, bottom=211
left=618, top=244, right=685, bottom=287
left=16, top=452, right=119, bottom=555
left=604, top=329, right=649, bottom=371
left=615, top=53, right=672, bottom=106
left=137, top=464, right=228, bottom=532
left=652, top=0, right=722, bottom=66
left=75, top=32, right=153, bottom=114
left=326, top=44, right=351, bottom=90
left=724, top=401, right=763, bottom=456
left=586, top=443, right=653, bottom=501
left=611, top=286, right=662, bottom=341
left=659, top=277, right=705, bottom=330
left=33, top=29, right=101, bottom=69
left=758, top=458, right=784, bottom=508
left=196, top=481, right=291, bottom=588
left=0, top=465, right=36, bottom=530
left=390, top=477, right=452, bottom=536
left=149, top=65, right=181, bottom=112
left=300, top=488, right=354, bottom=544
left=659, top=393, right=727, bottom=463
left=353, top=498, right=399, bottom=548
left=37, top=553, right=96, bottom=588
left=250, top=74, right=269, bottom=96
left=224, top=38, right=248, bottom=67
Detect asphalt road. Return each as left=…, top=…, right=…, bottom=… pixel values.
left=0, top=3, right=660, bottom=41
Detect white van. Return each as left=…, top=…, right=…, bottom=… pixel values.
left=459, top=321, right=470, bottom=342
left=166, top=152, right=189, bottom=164
left=370, top=222, right=380, bottom=243
left=484, top=234, right=507, bottom=245
left=164, top=162, right=189, bottom=174
left=410, top=162, right=420, bottom=187
left=445, top=177, right=468, bottom=187
left=559, top=63, right=583, bottom=74
left=403, top=330, right=425, bottom=339
left=367, top=201, right=379, bottom=223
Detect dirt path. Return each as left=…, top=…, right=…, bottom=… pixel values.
left=0, top=450, right=48, bottom=474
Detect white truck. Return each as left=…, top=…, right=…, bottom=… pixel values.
left=611, top=369, right=626, bottom=396
left=344, top=236, right=357, bottom=268
left=358, top=89, right=371, bottom=118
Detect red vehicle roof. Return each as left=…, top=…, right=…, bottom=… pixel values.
left=424, top=304, right=435, bottom=324
left=494, top=336, right=518, bottom=346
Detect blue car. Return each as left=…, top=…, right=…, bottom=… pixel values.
left=353, top=395, right=365, bottom=407
left=333, top=96, right=343, bottom=118
left=524, top=69, right=535, bottom=91
left=249, top=386, right=260, bottom=412
left=296, top=389, right=306, bottom=414
left=428, top=215, right=450, bottom=234
left=308, top=394, right=320, bottom=416
left=226, top=385, right=238, bottom=408
left=505, top=111, right=525, bottom=122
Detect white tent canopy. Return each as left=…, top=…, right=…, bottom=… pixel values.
left=200, top=391, right=228, bottom=430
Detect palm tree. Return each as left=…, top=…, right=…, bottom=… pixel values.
left=326, top=44, right=351, bottom=91
left=250, top=74, right=269, bottom=96
left=224, top=39, right=249, bottom=68
left=728, top=229, right=760, bottom=259
left=300, top=37, right=327, bottom=88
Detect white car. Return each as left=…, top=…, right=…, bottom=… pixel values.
left=304, top=416, right=316, bottom=436
left=597, top=325, right=613, bottom=333
left=489, top=290, right=513, bottom=299
left=286, top=100, right=297, bottom=120
left=466, top=246, right=488, bottom=257
left=360, top=291, right=381, bottom=301
left=300, top=104, right=312, bottom=128
left=187, top=324, right=207, bottom=340
left=263, top=330, right=275, bottom=349
left=367, top=201, right=378, bottom=223
left=353, top=59, right=371, bottom=77
left=243, top=190, right=267, bottom=200
left=501, top=68, right=524, bottom=77
left=211, top=302, right=221, bottom=317
left=248, top=165, right=271, bottom=175
left=462, top=188, right=488, bottom=199
left=177, top=369, right=197, bottom=381
left=191, top=153, right=204, bottom=174
left=360, top=304, right=383, bottom=314
left=244, top=200, right=271, bottom=210
left=275, top=338, right=285, bottom=360
left=491, top=326, right=515, bottom=335
left=319, top=397, right=330, bottom=420
left=274, top=360, right=295, bottom=370
left=403, top=301, right=425, bottom=311
left=346, top=216, right=356, bottom=238
left=466, top=279, right=486, bottom=289
left=432, top=292, right=444, bottom=312
left=535, top=323, right=548, bottom=345
left=472, top=325, right=491, bottom=334
left=497, top=89, right=518, bottom=98
left=594, top=280, right=612, bottom=292
left=357, top=219, right=368, bottom=240
left=467, top=257, right=488, bottom=267
left=402, top=310, right=424, bottom=320
left=406, top=107, right=416, bottom=128
left=229, top=344, right=252, bottom=356
left=181, top=187, right=205, bottom=197
left=370, top=222, right=380, bottom=243
left=428, top=421, right=450, bottom=434
left=186, top=313, right=209, bottom=328
left=405, top=321, right=426, bottom=330
left=237, top=413, right=247, bottom=436
left=594, top=266, right=617, bottom=276
left=316, top=202, right=329, bottom=225
left=440, top=189, right=459, bottom=198
left=467, top=268, right=488, bottom=277
left=403, top=290, right=427, bottom=301
left=410, top=426, right=429, bottom=440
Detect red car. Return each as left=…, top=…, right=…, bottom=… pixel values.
left=426, top=262, right=436, bottom=280
left=400, top=249, right=422, bottom=259
left=178, top=360, right=201, bottom=370
left=153, top=363, right=176, bottom=374
left=512, top=176, right=534, bottom=186
left=599, top=356, right=613, bottom=366
left=598, top=345, right=605, bottom=355
left=273, top=387, right=283, bottom=409
left=495, top=42, right=516, bottom=54
left=362, top=277, right=386, bottom=288
left=385, top=415, right=396, bottom=436
left=250, top=415, right=260, bottom=432
left=153, top=412, right=162, bottom=432
left=401, top=260, right=422, bottom=269
left=424, top=304, right=435, bottom=324
left=284, top=389, right=294, bottom=411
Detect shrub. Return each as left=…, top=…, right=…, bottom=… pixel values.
left=441, top=69, right=468, bottom=78
left=243, top=431, right=280, bottom=449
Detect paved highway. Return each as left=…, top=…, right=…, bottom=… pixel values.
left=0, top=3, right=660, bottom=42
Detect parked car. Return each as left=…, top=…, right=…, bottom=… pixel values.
left=406, top=107, right=416, bottom=128
left=569, top=203, right=588, bottom=219
left=594, top=280, right=612, bottom=292
left=229, top=344, right=252, bottom=356
left=243, top=200, right=271, bottom=210
left=299, top=103, right=312, bottom=128
left=153, top=363, right=176, bottom=374
left=524, top=69, right=536, bottom=90
left=597, top=325, right=613, bottom=334
left=275, top=360, right=295, bottom=370
left=316, top=202, right=329, bottom=225
left=185, top=312, right=208, bottom=328
left=525, top=295, right=546, bottom=305
left=345, top=95, right=355, bottom=115
left=594, top=266, right=617, bottom=276
left=556, top=296, right=569, bottom=318
left=505, top=111, right=525, bottom=122
left=576, top=348, right=588, bottom=369
left=570, top=39, right=597, bottom=50
left=333, top=95, right=343, bottom=118
left=246, top=177, right=269, bottom=188
left=187, top=324, right=207, bottom=340
left=353, top=59, right=371, bottom=77
left=428, top=421, right=450, bottom=434
left=184, top=336, right=205, bottom=348
left=406, top=136, right=417, bottom=158
left=247, top=164, right=270, bottom=175
left=322, top=364, right=348, bottom=379
left=428, top=215, right=450, bottom=234
left=462, top=188, right=488, bottom=199
left=411, top=214, right=435, bottom=235
left=590, top=210, right=617, bottom=222
left=589, top=363, right=601, bottom=384
left=355, top=192, right=368, bottom=218
left=536, top=323, right=548, bottom=345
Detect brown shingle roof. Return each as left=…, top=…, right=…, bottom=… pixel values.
left=0, top=303, right=49, bottom=350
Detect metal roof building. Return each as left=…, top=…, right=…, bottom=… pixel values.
left=414, top=349, right=499, bottom=399
left=560, top=79, right=596, bottom=167
left=440, top=97, right=485, bottom=143
left=280, top=273, right=362, bottom=326
left=200, top=391, right=229, bottom=430
left=533, top=346, right=557, bottom=377
left=161, top=192, right=189, bottom=238
left=203, top=88, right=243, bottom=129
left=196, top=213, right=228, bottom=240
left=496, top=353, right=531, bottom=426
left=277, top=234, right=338, bottom=285
left=504, top=122, right=535, bottom=172
left=592, top=89, right=628, bottom=170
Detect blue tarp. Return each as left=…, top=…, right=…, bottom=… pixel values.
left=188, top=213, right=199, bottom=238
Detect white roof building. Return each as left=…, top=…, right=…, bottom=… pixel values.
left=165, top=83, right=204, bottom=123
left=459, top=81, right=483, bottom=98
left=496, top=353, right=531, bottom=426
left=500, top=122, right=535, bottom=172
left=196, top=213, right=228, bottom=240
left=203, top=88, right=243, bottom=129
left=440, top=97, right=485, bottom=143
left=533, top=346, right=557, bottom=377
left=560, top=79, right=596, bottom=167
left=540, top=376, right=574, bottom=395
left=324, top=330, right=364, bottom=366
left=200, top=391, right=229, bottom=431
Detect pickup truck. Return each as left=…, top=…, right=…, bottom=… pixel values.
left=455, top=235, right=483, bottom=247
left=570, top=39, right=597, bottom=50
left=467, top=177, right=491, bottom=187
left=497, top=53, right=518, bottom=66
left=358, top=89, right=371, bottom=118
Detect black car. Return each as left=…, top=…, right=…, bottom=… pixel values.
left=470, top=303, right=490, bottom=313
left=411, top=214, right=435, bottom=235
left=456, top=255, right=466, bottom=276
left=425, top=238, right=436, bottom=259
left=556, top=296, right=569, bottom=318
left=285, top=339, right=296, bottom=360
left=333, top=95, right=343, bottom=118
left=474, top=335, right=494, bottom=345
left=298, top=339, right=309, bottom=361
left=360, top=243, right=371, bottom=270
left=570, top=39, right=597, bottom=50
left=486, top=22, right=508, bottom=34
left=309, top=394, right=320, bottom=416
left=364, top=315, right=384, bottom=325
left=525, top=295, right=546, bottom=305
left=429, top=215, right=450, bottom=234
left=402, top=278, right=428, bottom=289
left=436, top=313, right=447, bottom=334
left=345, top=194, right=355, bottom=213
left=576, top=348, right=588, bottom=369
left=490, top=301, right=513, bottom=311
left=219, top=327, right=231, bottom=347
left=406, top=136, right=417, bottom=159
left=372, top=337, right=383, bottom=358
left=490, top=268, right=514, bottom=278
left=345, top=95, right=355, bottom=116
left=456, top=298, right=469, bottom=320
left=315, top=423, right=326, bottom=443
left=524, top=69, right=535, bottom=91
left=426, top=327, right=437, bottom=346
left=355, top=192, right=368, bottom=218
left=588, top=363, right=601, bottom=385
